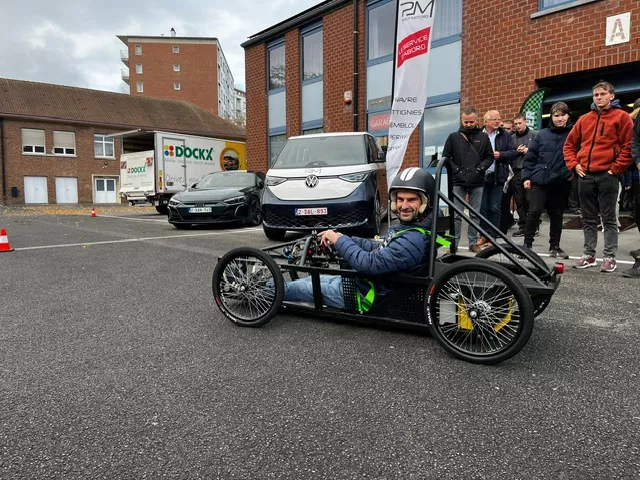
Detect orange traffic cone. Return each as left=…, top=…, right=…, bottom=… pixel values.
left=0, top=228, right=14, bottom=252
left=91, top=207, right=97, bottom=217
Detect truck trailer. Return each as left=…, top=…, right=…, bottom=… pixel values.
left=116, top=130, right=246, bottom=214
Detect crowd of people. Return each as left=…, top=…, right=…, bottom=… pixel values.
left=442, top=81, right=640, bottom=278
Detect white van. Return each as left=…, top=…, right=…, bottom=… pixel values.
left=261, top=132, right=387, bottom=240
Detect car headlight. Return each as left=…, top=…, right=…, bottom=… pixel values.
left=338, top=172, right=371, bottom=182
left=266, top=176, right=287, bottom=186
left=169, top=197, right=181, bottom=205
left=224, top=195, right=245, bottom=205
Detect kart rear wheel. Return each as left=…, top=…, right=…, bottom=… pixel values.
left=212, top=247, right=284, bottom=327
left=425, top=259, right=534, bottom=365
left=475, top=245, right=552, bottom=317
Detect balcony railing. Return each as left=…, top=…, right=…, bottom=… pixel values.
left=120, top=50, right=129, bottom=65
left=121, top=68, right=130, bottom=84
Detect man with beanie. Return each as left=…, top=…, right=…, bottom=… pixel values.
left=564, top=81, right=634, bottom=272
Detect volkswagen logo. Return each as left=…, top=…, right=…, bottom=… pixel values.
left=305, top=175, right=319, bottom=188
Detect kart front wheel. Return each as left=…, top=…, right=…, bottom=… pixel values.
left=425, top=259, right=534, bottom=365
left=212, top=247, right=284, bottom=327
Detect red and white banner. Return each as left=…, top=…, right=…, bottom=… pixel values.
left=386, top=0, right=436, bottom=187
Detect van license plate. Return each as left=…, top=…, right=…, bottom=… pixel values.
left=189, top=207, right=212, bottom=213
left=295, top=207, right=327, bottom=216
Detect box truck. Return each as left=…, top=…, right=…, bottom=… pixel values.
left=117, top=130, right=246, bottom=214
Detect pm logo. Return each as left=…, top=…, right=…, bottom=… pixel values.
left=305, top=175, right=319, bottom=188
left=400, top=0, right=434, bottom=17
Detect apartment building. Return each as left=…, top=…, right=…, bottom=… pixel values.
left=242, top=0, right=639, bottom=172
left=118, top=30, right=244, bottom=121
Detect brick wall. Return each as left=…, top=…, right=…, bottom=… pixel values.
left=463, top=0, right=640, bottom=119
left=0, top=120, right=122, bottom=205
left=127, top=41, right=219, bottom=115
left=244, top=43, right=268, bottom=172
left=285, top=30, right=301, bottom=137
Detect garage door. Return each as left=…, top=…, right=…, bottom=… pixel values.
left=55, top=177, right=78, bottom=204
left=24, top=176, right=48, bottom=204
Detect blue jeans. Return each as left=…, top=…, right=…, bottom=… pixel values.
left=284, top=275, right=345, bottom=309
left=453, top=185, right=484, bottom=247
left=480, top=177, right=503, bottom=235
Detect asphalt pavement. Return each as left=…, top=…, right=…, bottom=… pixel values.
left=1, top=209, right=639, bottom=479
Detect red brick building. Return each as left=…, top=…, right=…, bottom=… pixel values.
left=243, top=0, right=639, bottom=173
left=118, top=33, right=241, bottom=120
left=0, top=78, right=245, bottom=206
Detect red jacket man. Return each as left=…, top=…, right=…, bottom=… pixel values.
left=563, top=81, right=633, bottom=273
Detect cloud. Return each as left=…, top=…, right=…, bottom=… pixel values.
left=0, top=0, right=320, bottom=93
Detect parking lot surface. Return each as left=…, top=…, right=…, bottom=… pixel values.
left=1, top=209, right=639, bottom=479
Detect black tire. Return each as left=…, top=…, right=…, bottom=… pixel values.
left=212, top=247, right=284, bottom=327
left=155, top=205, right=168, bottom=215
left=475, top=245, right=552, bottom=317
left=363, top=195, right=382, bottom=238
left=263, top=226, right=287, bottom=241
left=425, top=259, right=534, bottom=365
left=244, top=198, right=263, bottom=226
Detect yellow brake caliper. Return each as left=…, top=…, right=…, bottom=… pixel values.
left=493, top=298, right=513, bottom=332
left=457, top=297, right=474, bottom=331
left=457, top=297, right=514, bottom=332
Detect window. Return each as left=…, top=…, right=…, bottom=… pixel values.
left=136, top=82, right=143, bottom=93
left=540, top=0, right=575, bottom=8
left=368, top=0, right=396, bottom=60
left=272, top=135, right=366, bottom=169
left=421, top=103, right=460, bottom=167
left=173, top=64, right=180, bottom=72
left=135, top=44, right=142, bottom=55
left=433, top=0, right=462, bottom=42
left=136, top=64, right=143, bottom=74
left=174, top=82, right=181, bottom=91
left=21, top=128, right=45, bottom=154
left=302, top=29, right=323, bottom=81
left=269, top=134, right=287, bottom=167
left=53, top=131, right=76, bottom=155
left=268, top=43, right=285, bottom=90
left=303, top=127, right=323, bottom=135
left=173, top=45, right=179, bottom=53
left=94, top=135, right=114, bottom=158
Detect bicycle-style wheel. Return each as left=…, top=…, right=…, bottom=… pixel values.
left=212, top=248, right=284, bottom=327
left=425, top=259, right=534, bottom=365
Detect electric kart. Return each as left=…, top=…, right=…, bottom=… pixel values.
left=212, top=158, right=564, bottom=365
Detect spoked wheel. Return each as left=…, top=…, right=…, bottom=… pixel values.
left=476, top=245, right=552, bottom=317
left=212, top=247, right=284, bottom=327
left=426, top=259, right=534, bottom=365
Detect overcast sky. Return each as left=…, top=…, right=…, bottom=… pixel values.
left=0, top=0, right=321, bottom=93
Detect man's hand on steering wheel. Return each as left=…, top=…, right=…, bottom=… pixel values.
left=319, top=229, right=343, bottom=248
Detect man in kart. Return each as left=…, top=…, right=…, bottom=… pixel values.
left=282, top=167, right=440, bottom=312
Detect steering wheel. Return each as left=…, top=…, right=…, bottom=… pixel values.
left=282, top=232, right=339, bottom=280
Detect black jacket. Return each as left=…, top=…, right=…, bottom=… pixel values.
left=522, top=123, right=573, bottom=186
left=512, top=127, right=537, bottom=170
left=442, top=127, right=493, bottom=187
left=487, top=128, right=517, bottom=183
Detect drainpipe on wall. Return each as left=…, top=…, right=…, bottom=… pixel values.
left=352, top=0, right=359, bottom=132
left=0, top=118, right=6, bottom=206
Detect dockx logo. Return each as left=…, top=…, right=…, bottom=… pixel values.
left=400, top=0, right=435, bottom=17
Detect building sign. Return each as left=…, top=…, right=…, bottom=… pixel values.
left=606, top=12, right=630, bottom=46
left=386, top=0, right=437, bottom=187
left=368, top=112, right=390, bottom=131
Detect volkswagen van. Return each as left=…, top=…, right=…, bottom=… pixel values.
left=261, top=132, right=387, bottom=240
